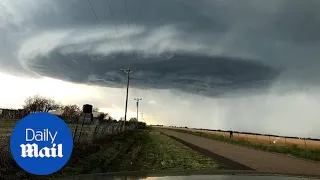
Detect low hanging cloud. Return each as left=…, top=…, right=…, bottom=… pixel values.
left=1, top=0, right=320, bottom=137
left=1, top=0, right=319, bottom=94
left=18, top=27, right=280, bottom=97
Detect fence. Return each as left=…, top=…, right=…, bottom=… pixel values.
left=167, top=126, right=320, bottom=150
left=69, top=118, right=146, bottom=144
left=0, top=116, right=146, bottom=148
left=0, top=108, right=28, bottom=119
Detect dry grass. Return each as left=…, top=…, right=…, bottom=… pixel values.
left=183, top=128, right=320, bottom=150
left=165, top=127, right=320, bottom=162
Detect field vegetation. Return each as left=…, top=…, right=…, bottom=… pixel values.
left=190, top=129, right=320, bottom=150
left=1, top=129, right=221, bottom=180
left=168, top=128, right=320, bottom=162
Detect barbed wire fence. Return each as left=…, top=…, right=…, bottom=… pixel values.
left=67, top=116, right=146, bottom=144
left=0, top=113, right=146, bottom=178
left=0, top=113, right=146, bottom=149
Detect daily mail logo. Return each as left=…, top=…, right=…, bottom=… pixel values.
left=20, top=128, right=63, bottom=158
left=10, top=113, right=73, bottom=175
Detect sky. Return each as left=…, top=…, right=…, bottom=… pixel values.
left=1, top=0, right=320, bottom=138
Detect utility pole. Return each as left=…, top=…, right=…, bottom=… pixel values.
left=141, top=113, right=144, bottom=122
left=141, top=112, right=145, bottom=123
left=120, top=68, right=134, bottom=130
left=134, top=98, right=142, bottom=121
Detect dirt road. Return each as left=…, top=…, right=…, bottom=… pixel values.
left=159, top=129, right=320, bottom=176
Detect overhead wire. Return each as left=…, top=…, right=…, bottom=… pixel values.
left=106, top=0, right=124, bottom=52
left=121, top=0, right=139, bottom=97
left=87, top=0, right=137, bottom=108
left=123, top=0, right=133, bottom=38
left=86, top=0, right=124, bottom=52
left=87, top=0, right=111, bottom=51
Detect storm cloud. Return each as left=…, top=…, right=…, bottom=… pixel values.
left=27, top=49, right=280, bottom=97
left=1, top=0, right=320, bottom=96
left=1, top=0, right=320, bottom=137
left=1, top=0, right=320, bottom=95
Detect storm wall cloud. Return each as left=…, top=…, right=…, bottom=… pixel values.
left=1, top=0, right=318, bottom=92
left=1, top=0, right=320, bottom=137
left=2, top=0, right=320, bottom=89
left=27, top=47, right=280, bottom=96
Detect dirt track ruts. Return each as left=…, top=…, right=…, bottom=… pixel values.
left=159, top=128, right=320, bottom=176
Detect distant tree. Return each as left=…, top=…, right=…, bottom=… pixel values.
left=62, top=104, right=81, bottom=117
left=97, top=113, right=105, bottom=121
left=23, top=95, right=61, bottom=113
left=93, top=107, right=99, bottom=112
left=119, top=117, right=125, bottom=121
left=105, top=113, right=112, bottom=120
left=129, top=117, right=138, bottom=122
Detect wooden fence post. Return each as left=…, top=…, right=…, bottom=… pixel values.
left=77, top=115, right=86, bottom=143
left=73, top=125, right=78, bottom=142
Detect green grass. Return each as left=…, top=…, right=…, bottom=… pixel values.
left=1, top=129, right=221, bottom=180
left=130, top=131, right=220, bottom=171
left=56, top=130, right=220, bottom=177
left=169, top=128, right=320, bottom=162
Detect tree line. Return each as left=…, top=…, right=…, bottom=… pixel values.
left=23, top=95, right=90, bottom=117
left=22, top=94, right=139, bottom=122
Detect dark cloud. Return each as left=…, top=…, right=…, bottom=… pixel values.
left=16, top=0, right=229, bottom=32
left=2, top=0, right=320, bottom=138
left=23, top=0, right=320, bottom=45
left=1, top=0, right=320, bottom=96
left=26, top=47, right=280, bottom=97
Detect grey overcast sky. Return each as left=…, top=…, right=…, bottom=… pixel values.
left=1, top=0, right=320, bottom=138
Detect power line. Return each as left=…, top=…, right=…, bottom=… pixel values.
left=87, top=0, right=102, bottom=31
left=106, top=0, right=124, bottom=51
left=123, top=0, right=132, bottom=37
left=87, top=0, right=123, bottom=51
left=86, top=0, right=112, bottom=50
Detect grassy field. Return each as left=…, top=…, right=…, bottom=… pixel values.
left=57, top=130, right=221, bottom=175
left=167, top=128, right=320, bottom=162
left=0, top=129, right=221, bottom=180
left=0, top=120, right=16, bottom=145
left=188, top=129, right=320, bottom=150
